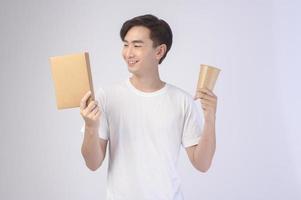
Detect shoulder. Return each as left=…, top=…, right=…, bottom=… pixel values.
left=166, top=83, right=201, bottom=116
left=166, top=83, right=195, bottom=103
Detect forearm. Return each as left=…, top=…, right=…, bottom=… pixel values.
left=81, top=126, right=104, bottom=171
left=193, top=118, right=216, bottom=172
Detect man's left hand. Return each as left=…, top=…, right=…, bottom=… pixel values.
left=194, top=88, right=218, bottom=122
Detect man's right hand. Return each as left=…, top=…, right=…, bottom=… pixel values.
left=80, top=91, right=101, bottom=130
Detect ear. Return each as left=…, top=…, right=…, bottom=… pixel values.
left=155, top=44, right=167, bottom=60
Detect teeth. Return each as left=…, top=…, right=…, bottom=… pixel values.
left=129, top=60, right=138, bottom=64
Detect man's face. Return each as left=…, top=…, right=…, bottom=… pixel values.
left=122, top=26, right=161, bottom=76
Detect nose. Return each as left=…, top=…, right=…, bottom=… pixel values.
left=125, top=46, right=134, bottom=59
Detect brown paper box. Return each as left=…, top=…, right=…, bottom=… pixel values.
left=49, top=52, right=95, bottom=109
left=197, top=64, right=221, bottom=91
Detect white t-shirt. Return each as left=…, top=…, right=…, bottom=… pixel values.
left=81, top=78, right=203, bottom=200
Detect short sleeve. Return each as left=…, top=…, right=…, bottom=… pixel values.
left=181, top=97, right=203, bottom=148
left=80, top=87, right=110, bottom=140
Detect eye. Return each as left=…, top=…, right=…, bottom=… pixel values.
left=134, top=45, right=142, bottom=48
left=123, top=44, right=128, bottom=47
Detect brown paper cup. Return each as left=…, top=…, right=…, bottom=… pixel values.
left=197, top=64, right=221, bottom=91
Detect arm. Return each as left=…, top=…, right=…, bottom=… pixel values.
left=80, top=91, right=108, bottom=171
left=81, top=126, right=108, bottom=171
left=186, top=118, right=216, bottom=172
left=186, top=88, right=217, bottom=172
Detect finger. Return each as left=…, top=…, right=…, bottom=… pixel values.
left=93, top=110, right=101, bottom=119
left=84, top=101, right=97, bottom=114
left=198, top=88, right=217, bottom=97
left=195, top=93, right=216, bottom=102
left=200, top=98, right=210, bottom=105
left=92, top=109, right=101, bottom=119
left=89, top=106, right=100, bottom=117
left=91, top=106, right=99, bottom=116
left=200, top=99, right=214, bottom=106
left=195, top=92, right=215, bottom=100
left=80, top=91, right=92, bottom=109
left=87, top=106, right=99, bottom=118
left=88, top=111, right=97, bottom=120
left=194, top=93, right=205, bottom=100
left=197, top=88, right=216, bottom=97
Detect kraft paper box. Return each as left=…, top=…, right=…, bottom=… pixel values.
left=197, top=64, right=221, bottom=91
left=49, top=52, right=95, bottom=109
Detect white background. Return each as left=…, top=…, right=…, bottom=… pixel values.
left=0, top=0, right=300, bottom=199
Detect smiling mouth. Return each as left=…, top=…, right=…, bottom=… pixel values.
left=127, top=60, right=139, bottom=66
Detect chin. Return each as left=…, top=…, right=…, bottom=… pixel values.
left=127, top=66, right=137, bottom=74
left=128, top=68, right=142, bottom=77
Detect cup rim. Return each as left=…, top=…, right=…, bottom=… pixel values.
left=200, top=64, right=221, bottom=71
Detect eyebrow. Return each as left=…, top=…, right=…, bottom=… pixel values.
left=123, top=40, right=144, bottom=44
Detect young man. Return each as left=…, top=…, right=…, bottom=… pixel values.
left=80, top=14, right=217, bottom=200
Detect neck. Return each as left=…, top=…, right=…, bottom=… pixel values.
left=130, top=68, right=165, bottom=92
